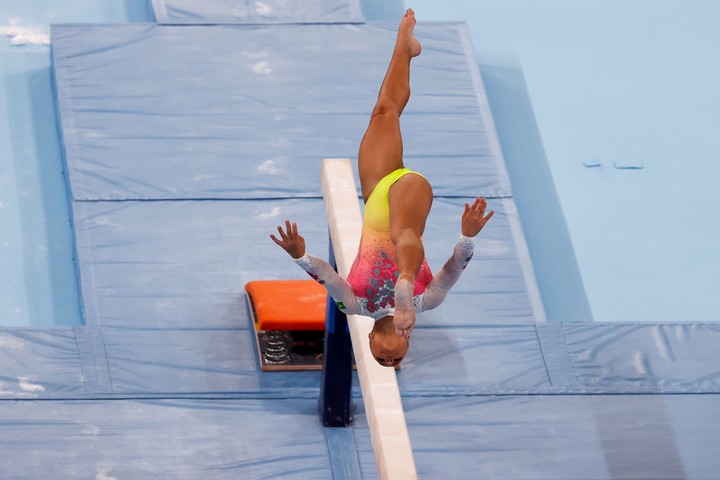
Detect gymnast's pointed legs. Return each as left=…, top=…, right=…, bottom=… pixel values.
left=357, top=8, right=421, bottom=202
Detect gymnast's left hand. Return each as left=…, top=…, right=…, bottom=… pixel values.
left=461, top=197, right=495, bottom=237
left=270, top=220, right=306, bottom=259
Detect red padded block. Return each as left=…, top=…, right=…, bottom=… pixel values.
left=245, top=280, right=327, bottom=331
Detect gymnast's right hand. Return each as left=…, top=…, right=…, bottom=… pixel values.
left=270, top=220, right=306, bottom=259
left=393, top=308, right=415, bottom=338
left=393, top=275, right=415, bottom=338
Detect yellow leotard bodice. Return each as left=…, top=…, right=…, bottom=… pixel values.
left=346, top=168, right=433, bottom=316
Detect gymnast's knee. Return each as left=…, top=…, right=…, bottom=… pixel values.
left=370, top=101, right=401, bottom=120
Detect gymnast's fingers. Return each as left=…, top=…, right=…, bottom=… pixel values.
left=285, top=219, right=293, bottom=237
left=270, top=234, right=283, bottom=246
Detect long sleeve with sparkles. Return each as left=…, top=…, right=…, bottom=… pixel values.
left=421, top=235, right=475, bottom=311
left=292, top=254, right=361, bottom=315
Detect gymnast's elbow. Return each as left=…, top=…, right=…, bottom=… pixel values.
left=420, top=289, right=448, bottom=311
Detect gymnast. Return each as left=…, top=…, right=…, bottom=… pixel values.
left=271, top=9, right=494, bottom=367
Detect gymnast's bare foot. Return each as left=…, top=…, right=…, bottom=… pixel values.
left=398, top=8, right=422, bottom=58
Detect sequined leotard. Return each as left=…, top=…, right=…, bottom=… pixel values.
left=293, top=168, right=476, bottom=320
left=345, top=168, right=433, bottom=316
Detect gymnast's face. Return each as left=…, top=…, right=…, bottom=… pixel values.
left=369, top=316, right=409, bottom=367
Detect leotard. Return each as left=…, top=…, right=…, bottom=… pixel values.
left=293, top=168, right=476, bottom=319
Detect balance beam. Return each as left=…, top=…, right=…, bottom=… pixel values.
left=321, top=158, right=418, bottom=480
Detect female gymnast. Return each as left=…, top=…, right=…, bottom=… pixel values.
left=271, top=9, right=494, bottom=367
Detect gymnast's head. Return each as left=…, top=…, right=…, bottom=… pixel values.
left=368, top=315, right=409, bottom=367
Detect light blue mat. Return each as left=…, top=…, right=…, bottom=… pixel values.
left=51, top=23, right=512, bottom=201
left=151, top=0, right=364, bottom=24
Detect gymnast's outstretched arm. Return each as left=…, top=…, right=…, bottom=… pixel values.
left=421, top=198, right=494, bottom=310
left=421, top=234, right=476, bottom=310
left=270, top=220, right=361, bottom=314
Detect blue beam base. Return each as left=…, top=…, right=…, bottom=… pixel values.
left=318, top=234, right=353, bottom=427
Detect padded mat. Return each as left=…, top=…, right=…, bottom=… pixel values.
left=51, top=23, right=512, bottom=201
left=71, top=198, right=540, bottom=330
left=355, top=394, right=720, bottom=480
left=0, top=398, right=335, bottom=479
left=151, top=0, right=364, bottom=25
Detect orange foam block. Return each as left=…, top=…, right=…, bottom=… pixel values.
left=245, top=280, right=327, bottom=331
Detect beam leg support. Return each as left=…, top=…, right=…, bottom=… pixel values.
left=319, top=235, right=354, bottom=427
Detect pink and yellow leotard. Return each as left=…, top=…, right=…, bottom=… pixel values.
left=346, top=168, right=433, bottom=316
left=292, top=168, right=478, bottom=320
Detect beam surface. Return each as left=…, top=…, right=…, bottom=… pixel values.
left=321, top=158, right=417, bottom=480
